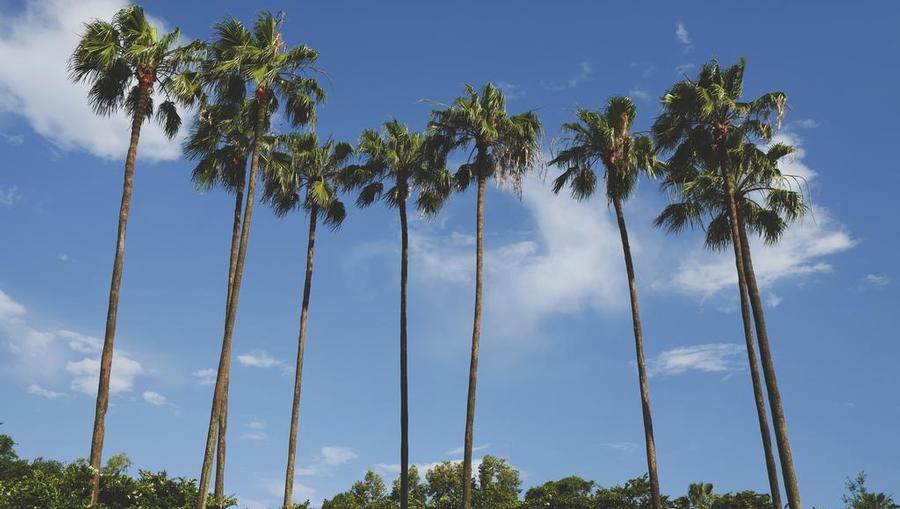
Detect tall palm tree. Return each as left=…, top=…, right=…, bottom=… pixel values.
left=548, top=97, right=662, bottom=509
left=196, top=13, right=324, bottom=509
left=184, top=99, right=256, bottom=506
left=68, top=6, right=201, bottom=504
left=653, top=58, right=802, bottom=509
left=428, top=83, right=541, bottom=509
left=656, top=142, right=804, bottom=509
left=262, top=133, right=350, bottom=509
left=344, top=120, right=451, bottom=509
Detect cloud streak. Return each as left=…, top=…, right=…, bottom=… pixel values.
left=648, top=344, right=745, bottom=376
left=0, top=0, right=189, bottom=162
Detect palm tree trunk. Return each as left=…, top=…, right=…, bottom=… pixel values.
left=723, top=179, right=783, bottom=509
left=612, top=197, right=661, bottom=509
left=197, top=126, right=262, bottom=509
left=88, top=82, right=150, bottom=506
left=735, top=202, right=802, bottom=509
left=214, top=180, right=245, bottom=505
left=399, top=195, right=410, bottom=509
left=283, top=205, right=319, bottom=509
left=462, top=176, right=485, bottom=509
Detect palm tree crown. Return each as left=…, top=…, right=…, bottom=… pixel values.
left=69, top=4, right=202, bottom=137
left=429, top=83, right=542, bottom=194
left=549, top=96, right=657, bottom=202
left=205, top=11, right=324, bottom=128
left=263, top=133, right=350, bottom=226
left=656, top=141, right=806, bottom=249
left=347, top=120, right=451, bottom=214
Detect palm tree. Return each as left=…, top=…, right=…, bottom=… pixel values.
left=68, top=6, right=201, bottom=504
left=344, top=120, right=451, bottom=509
left=195, top=12, right=324, bottom=509
left=687, top=483, right=716, bottom=509
left=262, top=133, right=350, bottom=509
left=428, top=83, right=541, bottom=509
left=548, top=97, right=662, bottom=509
left=653, top=58, right=802, bottom=509
left=184, top=99, right=256, bottom=506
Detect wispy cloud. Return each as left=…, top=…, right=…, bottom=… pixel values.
left=649, top=344, right=745, bottom=376
left=446, top=443, right=490, bottom=456
left=675, top=63, right=696, bottom=76
left=2, top=133, right=24, bottom=145
left=192, top=368, right=216, bottom=385
left=793, top=119, right=820, bottom=129
left=600, top=442, right=638, bottom=453
left=142, top=390, right=167, bottom=406
left=296, top=446, right=358, bottom=477
left=543, top=60, right=592, bottom=91
left=236, top=349, right=289, bottom=373
left=0, top=186, right=20, bottom=207
left=241, top=431, right=268, bottom=441
left=675, top=22, right=693, bottom=52
left=27, top=383, right=65, bottom=399
left=496, top=82, right=526, bottom=101
left=864, top=274, right=890, bottom=287
left=628, top=87, right=651, bottom=101
left=766, top=293, right=783, bottom=308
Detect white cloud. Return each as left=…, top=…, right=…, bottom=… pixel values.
left=240, top=431, right=268, bottom=441
left=0, top=289, right=26, bottom=318
left=27, top=383, right=65, bottom=399
left=766, top=293, right=783, bottom=308
left=192, top=368, right=217, bottom=385
left=864, top=274, right=890, bottom=286
left=296, top=446, right=358, bottom=477
left=600, top=442, right=638, bottom=453
left=0, top=0, right=188, bottom=162
left=0, top=185, right=20, bottom=207
left=446, top=443, right=490, bottom=456
left=675, top=22, right=692, bottom=48
left=793, top=119, right=820, bottom=129
left=248, top=418, right=266, bottom=430
left=410, top=178, right=627, bottom=342
left=543, top=60, right=592, bottom=91
left=659, top=132, right=854, bottom=298
left=496, top=82, right=526, bottom=101
left=57, top=253, right=70, bottom=262
left=675, top=63, right=696, bottom=76
left=2, top=133, right=23, bottom=145
left=648, top=344, right=745, bottom=376
left=57, top=329, right=101, bottom=353
left=628, top=87, right=651, bottom=101
left=236, top=349, right=287, bottom=370
left=142, top=390, right=167, bottom=406
left=67, top=352, right=145, bottom=395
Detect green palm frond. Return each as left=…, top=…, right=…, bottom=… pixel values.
left=550, top=96, right=656, bottom=205
left=428, top=83, right=542, bottom=198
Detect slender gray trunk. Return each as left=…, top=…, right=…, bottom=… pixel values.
left=399, top=195, right=410, bottom=509
left=462, top=176, right=485, bottom=509
left=214, top=179, right=245, bottom=505
left=197, top=121, right=263, bottom=509
left=723, top=180, right=784, bottom=509
left=612, top=197, right=661, bottom=509
left=736, top=202, right=802, bottom=509
left=89, top=81, right=150, bottom=506
left=283, top=206, right=318, bottom=509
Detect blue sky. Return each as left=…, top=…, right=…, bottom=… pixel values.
left=1, top=0, right=898, bottom=507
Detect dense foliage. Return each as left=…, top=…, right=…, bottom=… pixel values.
left=3, top=435, right=895, bottom=509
